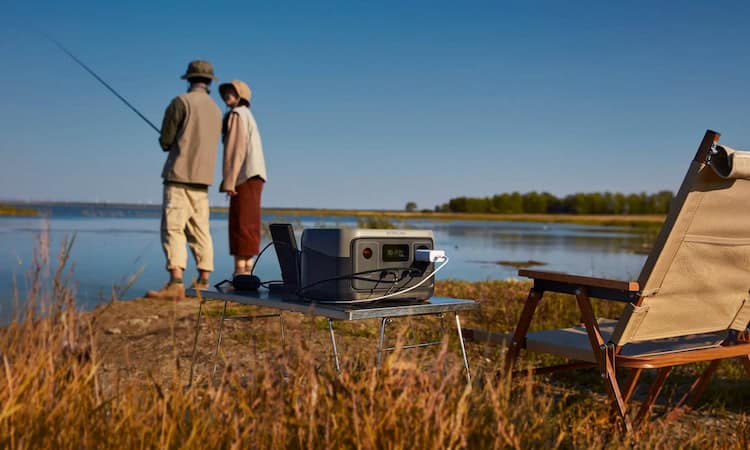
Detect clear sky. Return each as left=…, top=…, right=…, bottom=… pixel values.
left=1, top=0, right=748, bottom=210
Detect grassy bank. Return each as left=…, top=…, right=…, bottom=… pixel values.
left=259, top=208, right=666, bottom=227
left=0, top=201, right=665, bottom=227
left=0, top=204, right=38, bottom=217
left=1, top=241, right=747, bottom=448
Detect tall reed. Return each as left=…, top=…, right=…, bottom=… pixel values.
left=1, top=236, right=748, bottom=448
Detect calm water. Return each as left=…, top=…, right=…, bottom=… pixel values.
left=0, top=211, right=649, bottom=318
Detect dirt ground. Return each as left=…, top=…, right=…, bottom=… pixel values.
left=88, top=293, right=453, bottom=390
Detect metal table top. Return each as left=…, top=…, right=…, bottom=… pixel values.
left=186, top=287, right=479, bottom=321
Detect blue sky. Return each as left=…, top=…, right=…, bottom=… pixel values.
left=1, top=0, right=748, bottom=210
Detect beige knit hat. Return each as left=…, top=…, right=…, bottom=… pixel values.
left=219, top=80, right=252, bottom=103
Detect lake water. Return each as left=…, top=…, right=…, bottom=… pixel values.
left=0, top=210, right=650, bottom=319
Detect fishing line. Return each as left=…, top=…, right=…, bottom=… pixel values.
left=41, top=32, right=160, bottom=134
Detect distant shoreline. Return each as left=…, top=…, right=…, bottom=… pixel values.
left=261, top=208, right=664, bottom=227
left=0, top=205, right=38, bottom=217
left=0, top=201, right=665, bottom=226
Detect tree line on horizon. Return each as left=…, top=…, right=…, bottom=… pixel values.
left=433, top=190, right=675, bottom=215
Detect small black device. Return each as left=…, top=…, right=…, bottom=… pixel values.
left=232, top=274, right=261, bottom=291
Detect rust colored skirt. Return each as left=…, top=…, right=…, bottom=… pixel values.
left=229, top=177, right=264, bottom=256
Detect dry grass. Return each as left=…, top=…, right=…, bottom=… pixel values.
left=1, top=239, right=749, bottom=448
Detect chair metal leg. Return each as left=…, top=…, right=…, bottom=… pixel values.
left=211, top=299, right=229, bottom=379
left=187, top=300, right=205, bottom=387
left=328, top=319, right=341, bottom=373
left=455, top=313, right=471, bottom=383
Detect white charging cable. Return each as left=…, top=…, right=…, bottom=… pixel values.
left=314, top=255, right=450, bottom=304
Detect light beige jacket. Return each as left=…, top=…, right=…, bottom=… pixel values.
left=221, top=106, right=267, bottom=192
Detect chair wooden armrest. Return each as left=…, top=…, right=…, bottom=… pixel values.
left=518, top=269, right=640, bottom=302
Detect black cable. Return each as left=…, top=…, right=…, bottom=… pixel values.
left=380, top=272, right=417, bottom=299
left=248, top=241, right=275, bottom=277
left=296, top=266, right=429, bottom=296
left=216, top=240, right=279, bottom=290
left=297, top=266, right=434, bottom=303
left=383, top=273, right=399, bottom=297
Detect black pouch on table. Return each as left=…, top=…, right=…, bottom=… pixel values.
left=232, top=274, right=261, bottom=291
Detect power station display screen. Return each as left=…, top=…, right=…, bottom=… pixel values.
left=382, top=244, right=410, bottom=262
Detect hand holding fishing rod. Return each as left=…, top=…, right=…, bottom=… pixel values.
left=42, top=32, right=161, bottom=134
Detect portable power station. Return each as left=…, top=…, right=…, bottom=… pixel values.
left=299, top=228, right=436, bottom=302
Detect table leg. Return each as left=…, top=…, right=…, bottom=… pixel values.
left=212, top=300, right=229, bottom=379
left=328, top=319, right=341, bottom=373
left=376, top=317, right=388, bottom=367
left=279, top=313, right=286, bottom=348
left=187, top=300, right=204, bottom=387
left=455, top=313, right=471, bottom=383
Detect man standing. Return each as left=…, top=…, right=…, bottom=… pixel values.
left=146, top=60, right=222, bottom=300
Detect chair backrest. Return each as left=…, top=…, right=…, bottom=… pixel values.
left=612, top=131, right=750, bottom=345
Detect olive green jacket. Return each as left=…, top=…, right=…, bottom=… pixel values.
left=159, top=85, right=221, bottom=186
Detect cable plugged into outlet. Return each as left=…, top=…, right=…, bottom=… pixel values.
left=415, top=249, right=446, bottom=262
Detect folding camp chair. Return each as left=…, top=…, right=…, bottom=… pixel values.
left=466, top=130, right=750, bottom=431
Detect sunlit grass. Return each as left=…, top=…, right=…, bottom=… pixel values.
left=1, top=238, right=748, bottom=448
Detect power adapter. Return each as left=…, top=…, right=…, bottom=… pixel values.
left=415, top=249, right=446, bottom=262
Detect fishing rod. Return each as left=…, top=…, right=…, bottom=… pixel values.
left=42, top=33, right=161, bottom=134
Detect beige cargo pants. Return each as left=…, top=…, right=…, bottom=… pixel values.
left=161, top=184, right=214, bottom=272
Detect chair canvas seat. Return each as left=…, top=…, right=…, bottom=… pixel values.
left=527, top=318, right=728, bottom=363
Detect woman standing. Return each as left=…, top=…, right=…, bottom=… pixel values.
left=219, top=80, right=267, bottom=276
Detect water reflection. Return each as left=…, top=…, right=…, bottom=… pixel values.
left=0, top=214, right=650, bottom=318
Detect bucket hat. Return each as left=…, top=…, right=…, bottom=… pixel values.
left=219, top=80, right=252, bottom=103
left=180, top=60, right=217, bottom=81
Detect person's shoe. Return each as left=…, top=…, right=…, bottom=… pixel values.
left=145, top=282, right=185, bottom=300
left=193, top=278, right=210, bottom=290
